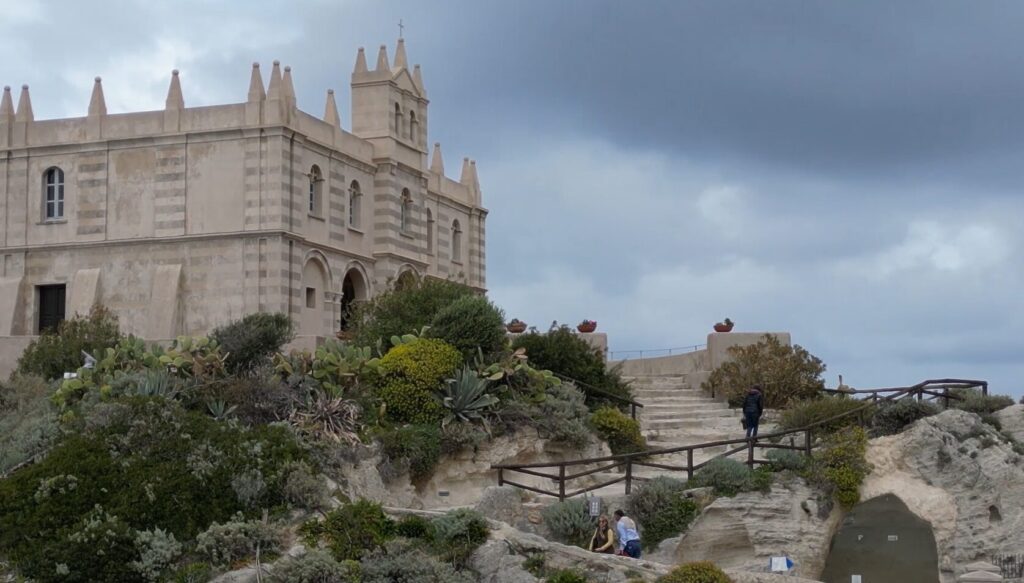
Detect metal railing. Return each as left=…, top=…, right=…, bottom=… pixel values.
left=607, top=344, right=706, bottom=361
left=552, top=372, right=644, bottom=419
left=492, top=378, right=987, bottom=500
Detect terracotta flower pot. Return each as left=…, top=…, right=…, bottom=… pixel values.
left=577, top=322, right=597, bottom=333
left=506, top=322, right=527, bottom=333
left=713, top=323, right=734, bottom=333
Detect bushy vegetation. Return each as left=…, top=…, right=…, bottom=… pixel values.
left=657, top=561, right=733, bottom=583
left=702, top=334, right=826, bottom=409
left=590, top=406, right=646, bottom=454
left=548, top=569, right=591, bottom=583
left=195, top=514, right=284, bottom=568
left=627, top=476, right=699, bottom=550
left=766, top=449, right=807, bottom=472
left=0, top=398, right=307, bottom=580
left=360, top=540, right=474, bottom=583
left=541, top=497, right=595, bottom=547
left=376, top=424, right=442, bottom=482
left=805, top=426, right=870, bottom=509
left=689, top=458, right=769, bottom=497
left=347, top=278, right=475, bottom=348
left=426, top=294, right=507, bottom=361
left=870, top=399, right=939, bottom=436
left=16, top=305, right=124, bottom=381
left=378, top=338, right=462, bottom=423
left=0, top=375, right=59, bottom=475
left=779, top=396, right=869, bottom=433
left=495, top=378, right=593, bottom=448
left=269, top=549, right=359, bottom=582
left=211, top=312, right=294, bottom=374
left=511, top=326, right=633, bottom=408
left=429, top=508, right=489, bottom=567
left=300, top=499, right=395, bottom=562
left=951, top=390, right=1015, bottom=415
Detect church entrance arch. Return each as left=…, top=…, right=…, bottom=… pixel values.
left=395, top=268, right=418, bottom=291
left=821, top=494, right=938, bottom=583
left=339, top=267, right=368, bottom=331
left=300, top=257, right=330, bottom=337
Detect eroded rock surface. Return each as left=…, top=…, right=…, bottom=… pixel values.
left=995, top=404, right=1024, bottom=442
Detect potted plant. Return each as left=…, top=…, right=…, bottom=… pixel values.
left=577, top=319, right=597, bottom=333
left=713, top=318, right=734, bottom=333
left=506, top=318, right=527, bottom=334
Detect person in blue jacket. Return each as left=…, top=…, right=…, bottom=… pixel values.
left=743, top=384, right=764, bottom=439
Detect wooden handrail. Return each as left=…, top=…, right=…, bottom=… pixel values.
left=491, top=378, right=987, bottom=499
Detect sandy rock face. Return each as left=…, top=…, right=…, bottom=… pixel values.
left=665, top=476, right=841, bottom=578
left=861, top=409, right=1024, bottom=582
left=995, top=404, right=1024, bottom=442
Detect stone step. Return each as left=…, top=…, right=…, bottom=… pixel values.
left=639, top=410, right=735, bottom=422
left=644, top=418, right=745, bottom=431
left=630, top=389, right=702, bottom=399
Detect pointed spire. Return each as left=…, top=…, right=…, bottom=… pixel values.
left=282, top=66, right=296, bottom=107
left=470, top=160, right=481, bottom=192
left=460, top=157, right=472, bottom=186
left=248, top=62, right=266, bottom=102
left=412, top=64, right=425, bottom=92
left=354, top=47, right=368, bottom=74
left=324, top=89, right=340, bottom=127
left=88, top=77, right=107, bottom=116
left=375, top=45, right=391, bottom=73
left=0, top=86, right=13, bottom=119
left=267, top=60, right=283, bottom=101
left=430, top=142, right=444, bottom=175
left=15, top=84, right=33, bottom=122
left=165, top=70, right=184, bottom=110
left=394, top=38, right=408, bottom=70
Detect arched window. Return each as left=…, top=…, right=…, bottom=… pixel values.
left=452, top=219, right=463, bottom=263
left=426, top=208, right=434, bottom=254
left=308, top=165, right=323, bottom=215
left=394, top=103, right=402, bottom=138
left=43, top=167, right=65, bottom=221
left=400, top=188, right=412, bottom=233
left=409, top=111, right=418, bottom=144
left=348, top=180, right=362, bottom=229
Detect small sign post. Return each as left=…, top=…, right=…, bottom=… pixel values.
left=588, top=497, right=602, bottom=517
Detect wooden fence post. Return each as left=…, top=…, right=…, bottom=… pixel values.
left=498, top=468, right=504, bottom=487
left=805, top=429, right=813, bottom=457
left=747, top=439, right=755, bottom=469
left=687, top=449, right=694, bottom=481
left=625, top=459, right=633, bottom=495
left=558, top=465, right=565, bottom=501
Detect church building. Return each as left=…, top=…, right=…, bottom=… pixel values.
left=0, top=39, right=487, bottom=355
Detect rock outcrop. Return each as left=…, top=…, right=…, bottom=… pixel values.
left=861, top=409, right=1024, bottom=582
left=652, top=475, right=840, bottom=578
left=995, top=404, right=1024, bottom=442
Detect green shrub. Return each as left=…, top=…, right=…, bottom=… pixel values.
left=430, top=508, right=489, bottom=566
left=360, top=539, right=474, bottom=583
left=348, top=278, right=475, bottom=348
left=657, top=561, right=733, bottom=583
left=689, top=458, right=756, bottom=497
left=871, top=399, right=939, bottom=436
left=0, top=375, right=59, bottom=475
left=171, top=563, right=212, bottom=583
left=377, top=424, right=442, bottom=482
left=952, top=391, right=1015, bottom=415
left=627, top=476, right=698, bottom=550
left=282, top=460, right=328, bottom=511
left=523, top=553, right=546, bottom=576
left=269, top=549, right=359, bottom=583
left=590, top=406, right=646, bottom=454
left=765, top=449, right=807, bottom=472
left=806, top=426, right=870, bottom=509
left=778, top=397, right=870, bottom=433
left=511, top=327, right=633, bottom=408
left=427, top=295, right=506, bottom=361
left=16, top=305, right=123, bottom=381
left=548, top=569, right=590, bottom=583
left=195, top=513, right=283, bottom=568
left=301, top=499, right=394, bottom=562
left=702, top=334, right=825, bottom=409
left=378, top=339, right=462, bottom=423
left=541, top=497, right=594, bottom=547
left=0, top=399, right=306, bottom=579
left=131, top=527, right=183, bottom=581
left=211, top=312, right=295, bottom=374
left=497, top=381, right=593, bottom=447
left=394, top=514, right=432, bottom=539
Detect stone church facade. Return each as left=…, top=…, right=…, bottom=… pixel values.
left=0, top=39, right=486, bottom=359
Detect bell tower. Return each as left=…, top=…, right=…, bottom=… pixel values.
left=350, top=39, right=428, bottom=162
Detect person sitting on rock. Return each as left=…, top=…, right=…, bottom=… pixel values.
left=613, top=509, right=641, bottom=558
left=589, top=514, right=616, bottom=554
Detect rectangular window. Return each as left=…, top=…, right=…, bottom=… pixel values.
left=305, top=287, right=316, bottom=308
left=37, top=284, right=66, bottom=334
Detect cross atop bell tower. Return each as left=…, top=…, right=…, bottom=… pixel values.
left=350, top=38, right=428, bottom=157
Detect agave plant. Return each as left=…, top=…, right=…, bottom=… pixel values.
left=440, top=367, right=499, bottom=428
left=206, top=399, right=237, bottom=421
left=288, top=390, right=361, bottom=445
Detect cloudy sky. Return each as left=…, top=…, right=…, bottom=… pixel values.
left=3, top=0, right=1022, bottom=397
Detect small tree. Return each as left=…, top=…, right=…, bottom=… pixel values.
left=16, top=305, right=123, bottom=380
left=347, top=279, right=474, bottom=348
left=701, top=334, right=825, bottom=409
left=210, top=312, right=295, bottom=373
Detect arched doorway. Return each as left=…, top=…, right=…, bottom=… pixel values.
left=821, top=494, right=939, bottom=583
left=339, top=267, right=368, bottom=331
left=395, top=268, right=418, bottom=291
left=300, top=258, right=329, bottom=336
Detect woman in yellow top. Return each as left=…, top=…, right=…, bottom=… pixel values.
left=589, top=515, right=616, bottom=554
